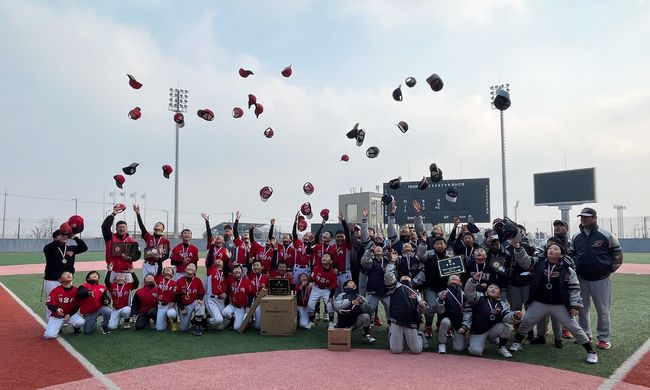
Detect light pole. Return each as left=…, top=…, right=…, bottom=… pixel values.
left=613, top=204, right=626, bottom=238
left=168, top=87, right=189, bottom=237
left=490, top=83, right=511, bottom=217
left=514, top=200, right=520, bottom=222
left=71, top=197, right=78, bottom=214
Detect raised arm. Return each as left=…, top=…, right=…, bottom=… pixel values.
left=412, top=200, right=425, bottom=236
left=233, top=211, right=240, bottom=240
left=72, top=236, right=88, bottom=254
left=134, top=205, right=148, bottom=238
left=202, top=213, right=212, bottom=245
left=360, top=208, right=370, bottom=243
left=464, top=272, right=481, bottom=305
left=339, top=212, right=351, bottom=243
left=269, top=218, right=275, bottom=240
left=387, top=201, right=398, bottom=240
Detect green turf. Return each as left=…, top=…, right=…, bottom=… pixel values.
left=622, top=252, right=650, bottom=264
left=0, top=272, right=648, bottom=377
left=0, top=251, right=209, bottom=266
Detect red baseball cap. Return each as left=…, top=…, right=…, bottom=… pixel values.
left=162, top=165, right=173, bottom=179
left=113, top=174, right=125, bottom=189
left=127, top=74, right=142, bottom=89
left=59, top=222, right=73, bottom=236
left=281, top=65, right=292, bottom=78
left=239, top=68, right=254, bottom=78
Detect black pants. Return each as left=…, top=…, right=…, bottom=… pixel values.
left=135, top=308, right=157, bottom=330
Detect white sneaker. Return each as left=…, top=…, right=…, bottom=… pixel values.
left=586, top=352, right=598, bottom=364
left=438, top=344, right=447, bottom=354
left=328, top=322, right=335, bottom=329
left=509, top=342, right=523, bottom=351
left=363, top=335, right=376, bottom=344
left=307, top=322, right=315, bottom=329
left=418, top=331, right=429, bottom=349
left=323, top=315, right=329, bottom=322
left=498, top=346, right=513, bottom=358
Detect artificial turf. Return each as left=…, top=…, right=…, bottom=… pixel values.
left=0, top=251, right=209, bottom=266
left=0, top=271, right=648, bottom=378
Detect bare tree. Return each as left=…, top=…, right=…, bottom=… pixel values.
left=31, top=217, right=56, bottom=239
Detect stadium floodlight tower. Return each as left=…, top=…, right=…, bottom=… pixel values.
left=490, top=83, right=511, bottom=218
left=168, top=87, right=189, bottom=237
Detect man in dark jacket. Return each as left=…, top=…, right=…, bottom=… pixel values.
left=572, top=208, right=623, bottom=350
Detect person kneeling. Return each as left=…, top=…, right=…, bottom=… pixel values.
left=508, top=241, right=598, bottom=364
left=334, top=280, right=375, bottom=343
left=130, top=274, right=159, bottom=330
left=435, top=275, right=471, bottom=354
left=223, top=265, right=251, bottom=330
left=465, top=272, right=523, bottom=358
left=174, top=263, right=206, bottom=336
left=44, top=271, right=84, bottom=338
left=72, top=271, right=112, bottom=335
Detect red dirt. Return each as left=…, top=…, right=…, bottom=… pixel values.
left=624, top=349, right=650, bottom=388
left=0, top=286, right=91, bottom=389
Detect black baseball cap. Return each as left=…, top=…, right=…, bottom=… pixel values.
left=577, top=208, right=597, bottom=217
left=553, top=220, right=568, bottom=227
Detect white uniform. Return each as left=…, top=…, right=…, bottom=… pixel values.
left=155, top=303, right=178, bottom=331
left=43, top=280, right=60, bottom=321
left=179, top=301, right=205, bottom=331
left=223, top=304, right=247, bottom=330
left=44, top=315, right=85, bottom=339
left=108, top=307, right=132, bottom=330
left=204, top=274, right=227, bottom=330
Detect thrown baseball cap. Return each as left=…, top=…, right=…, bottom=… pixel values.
left=340, top=154, right=349, bottom=162
left=577, top=208, right=597, bottom=217
left=405, top=77, right=417, bottom=88
left=122, top=163, right=139, bottom=175
left=553, top=219, right=568, bottom=227
left=162, top=164, right=173, bottom=178
left=59, top=222, right=73, bottom=236
left=127, top=74, right=142, bottom=89
left=254, top=103, right=264, bottom=118
left=260, top=186, right=273, bottom=202
left=355, top=129, right=366, bottom=147
left=320, top=208, right=330, bottom=221
left=264, top=127, right=274, bottom=138
left=239, top=68, right=254, bottom=78
left=392, top=85, right=403, bottom=101
left=197, top=109, right=214, bottom=121
left=366, top=146, right=380, bottom=159
left=303, top=182, right=314, bottom=195
left=173, top=112, right=184, bottom=125
left=426, top=73, right=444, bottom=92
left=281, top=65, right=293, bottom=78
left=248, top=94, right=257, bottom=109
left=301, top=202, right=313, bottom=219
left=429, top=163, right=443, bottom=182
left=128, top=107, right=141, bottom=120
left=232, top=107, right=244, bottom=118
left=418, top=176, right=429, bottom=190
left=346, top=123, right=360, bottom=139
left=297, top=217, right=308, bottom=232
left=397, top=121, right=409, bottom=133
left=446, top=187, right=459, bottom=202
left=113, top=174, right=125, bottom=189
left=68, top=215, right=84, bottom=234
left=388, top=177, right=401, bottom=190
left=381, top=194, right=394, bottom=206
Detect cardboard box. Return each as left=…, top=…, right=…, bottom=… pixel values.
left=260, top=295, right=296, bottom=336
left=328, top=328, right=352, bottom=351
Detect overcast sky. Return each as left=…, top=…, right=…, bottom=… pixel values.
left=1, top=0, right=649, bottom=236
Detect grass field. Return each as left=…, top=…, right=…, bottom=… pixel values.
left=0, top=271, right=648, bottom=377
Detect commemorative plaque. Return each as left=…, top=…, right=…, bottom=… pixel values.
left=438, top=256, right=465, bottom=277
left=268, top=278, right=291, bottom=295
left=111, top=242, right=139, bottom=259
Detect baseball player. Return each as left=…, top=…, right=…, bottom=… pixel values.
left=101, top=204, right=141, bottom=283
left=332, top=212, right=353, bottom=295
left=295, top=272, right=312, bottom=329
left=174, top=263, right=206, bottom=336
left=250, top=219, right=276, bottom=273
left=222, top=265, right=252, bottom=330
left=170, top=229, right=199, bottom=281
left=435, top=275, right=471, bottom=354
left=43, top=225, right=87, bottom=320
left=334, top=280, right=375, bottom=343
left=135, top=204, right=170, bottom=280
left=155, top=266, right=178, bottom=331
left=204, top=258, right=228, bottom=330
left=248, top=259, right=268, bottom=330
left=70, top=271, right=112, bottom=335
left=385, top=268, right=429, bottom=354
left=360, top=246, right=393, bottom=324
left=231, top=212, right=255, bottom=273
left=307, top=253, right=338, bottom=327
left=463, top=271, right=522, bottom=358
left=104, top=270, right=138, bottom=330
left=270, top=261, right=294, bottom=288
left=44, top=271, right=84, bottom=338
left=130, top=273, right=159, bottom=330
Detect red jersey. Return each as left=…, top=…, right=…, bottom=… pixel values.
left=175, top=276, right=205, bottom=306
left=277, top=241, right=301, bottom=268
left=312, top=242, right=337, bottom=266
left=206, top=269, right=228, bottom=297
left=142, top=232, right=170, bottom=263
left=333, top=242, right=352, bottom=272
left=269, top=269, right=294, bottom=287
left=47, top=285, right=78, bottom=318
left=252, top=243, right=275, bottom=272
left=232, top=238, right=253, bottom=268
left=247, top=272, right=268, bottom=297
left=295, top=283, right=311, bottom=307
left=310, top=266, right=338, bottom=290
left=108, top=282, right=134, bottom=309
left=228, top=275, right=251, bottom=307
left=155, top=275, right=176, bottom=304
left=299, top=241, right=315, bottom=268
left=170, top=243, right=199, bottom=273
left=105, top=233, right=138, bottom=272
left=79, top=282, right=108, bottom=315
left=134, top=286, right=159, bottom=315
left=206, top=245, right=231, bottom=276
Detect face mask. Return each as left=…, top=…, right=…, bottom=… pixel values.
left=87, top=279, right=98, bottom=285
left=400, top=235, right=409, bottom=242
left=344, top=287, right=355, bottom=294
left=146, top=281, right=156, bottom=287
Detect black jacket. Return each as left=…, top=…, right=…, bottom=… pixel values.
left=43, top=237, right=88, bottom=280
left=572, top=224, right=624, bottom=281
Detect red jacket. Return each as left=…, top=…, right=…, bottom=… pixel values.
left=175, top=276, right=205, bottom=306
left=155, top=275, right=176, bottom=304
left=228, top=275, right=251, bottom=308
left=252, top=243, right=275, bottom=273
left=207, top=269, right=228, bottom=297
left=295, top=283, right=311, bottom=307
left=206, top=246, right=231, bottom=276
left=142, top=232, right=170, bottom=263
left=105, top=233, right=138, bottom=272
left=310, top=266, right=338, bottom=290
left=109, top=282, right=134, bottom=309
left=312, top=243, right=337, bottom=267
left=133, top=286, right=159, bottom=314
left=277, top=241, right=301, bottom=269
left=47, top=286, right=78, bottom=318
left=247, top=272, right=268, bottom=297
left=232, top=238, right=253, bottom=268
left=78, top=282, right=108, bottom=315
left=333, top=242, right=352, bottom=272
left=170, top=243, right=199, bottom=273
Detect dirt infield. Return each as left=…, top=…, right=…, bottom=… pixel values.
left=1, top=260, right=649, bottom=276
left=0, top=285, right=92, bottom=389
left=623, top=350, right=650, bottom=388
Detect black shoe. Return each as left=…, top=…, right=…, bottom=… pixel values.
left=101, top=326, right=111, bottom=335
left=530, top=336, right=546, bottom=344
left=554, top=339, right=563, bottom=349
left=526, top=330, right=535, bottom=343
left=73, top=327, right=81, bottom=334
left=192, top=324, right=203, bottom=336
